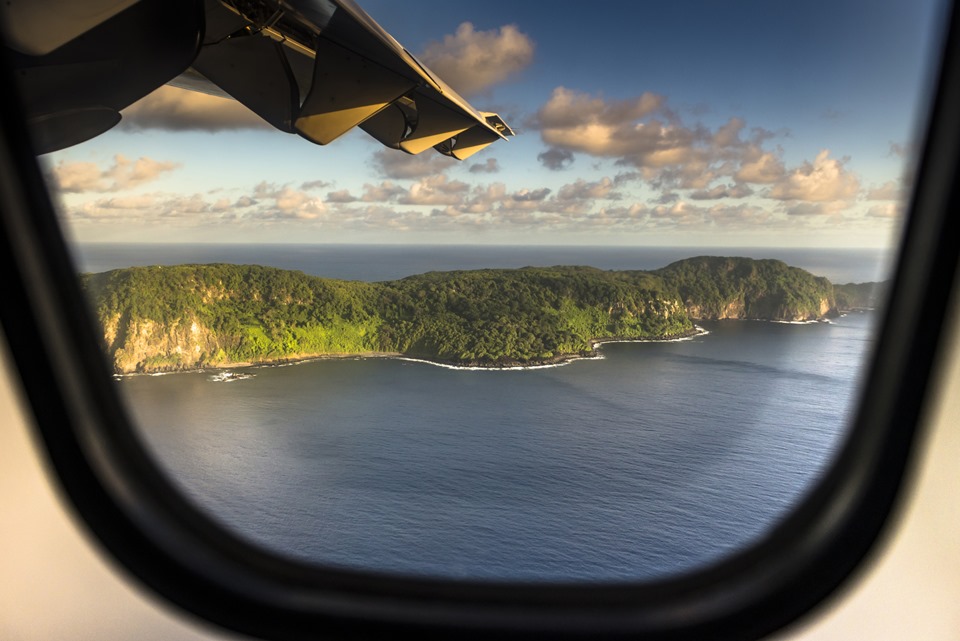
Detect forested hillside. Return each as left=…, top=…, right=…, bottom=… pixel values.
left=834, top=280, right=888, bottom=310
left=82, top=257, right=841, bottom=374
left=655, top=256, right=836, bottom=320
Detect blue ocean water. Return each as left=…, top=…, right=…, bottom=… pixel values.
left=72, top=243, right=892, bottom=284
left=88, top=245, right=884, bottom=582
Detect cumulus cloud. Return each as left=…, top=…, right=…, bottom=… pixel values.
left=325, top=189, right=358, bottom=203
left=60, top=170, right=858, bottom=238
left=688, top=183, right=754, bottom=200
left=511, top=188, right=551, bottom=202
left=532, top=87, right=670, bottom=159
left=301, top=179, right=332, bottom=191
left=653, top=192, right=680, bottom=204
left=537, top=148, right=574, bottom=170
left=250, top=181, right=327, bottom=219
left=556, top=177, right=620, bottom=201
left=398, top=175, right=471, bottom=206
left=866, top=180, right=901, bottom=201
left=371, top=149, right=457, bottom=179
left=733, top=151, right=785, bottom=184
left=361, top=181, right=407, bottom=202
left=768, top=150, right=860, bottom=202
left=91, top=194, right=159, bottom=210
left=49, top=155, right=180, bottom=193
left=530, top=88, right=792, bottom=193
left=782, top=201, right=850, bottom=217
left=67, top=192, right=216, bottom=222
left=120, top=86, right=270, bottom=132
left=469, top=158, right=500, bottom=174
left=866, top=203, right=902, bottom=218
left=533, top=87, right=664, bottom=131
left=418, top=22, right=534, bottom=96
left=645, top=201, right=706, bottom=227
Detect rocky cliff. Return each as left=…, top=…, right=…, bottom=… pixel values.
left=656, top=256, right=837, bottom=321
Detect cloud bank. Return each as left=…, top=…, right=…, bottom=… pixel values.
left=49, top=155, right=180, bottom=193
left=419, top=22, right=534, bottom=96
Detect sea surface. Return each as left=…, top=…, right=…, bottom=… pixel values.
left=71, top=243, right=891, bottom=284
left=80, top=244, right=887, bottom=582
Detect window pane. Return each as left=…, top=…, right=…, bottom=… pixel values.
left=48, top=0, right=944, bottom=581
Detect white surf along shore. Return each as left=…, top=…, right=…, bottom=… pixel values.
left=113, top=325, right=715, bottom=379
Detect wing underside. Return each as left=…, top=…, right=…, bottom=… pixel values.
left=3, top=0, right=513, bottom=156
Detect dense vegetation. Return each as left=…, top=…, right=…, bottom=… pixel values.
left=834, top=281, right=888, bottom=310
left=655, top=256, right=836, bottom=320
left=82, top=257, right=841, bottom=374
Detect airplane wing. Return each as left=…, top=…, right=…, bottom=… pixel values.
left=2, top=0, right=514, bottom=157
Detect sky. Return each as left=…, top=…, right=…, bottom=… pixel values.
left=45, top=0, right=947, bottom=247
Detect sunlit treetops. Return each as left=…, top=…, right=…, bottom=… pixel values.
left=82, top=258, right=844, bottom=373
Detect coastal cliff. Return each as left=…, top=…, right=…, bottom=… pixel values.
left=82, top=258, right=840, bottom=374
left=657, top=256, right=837, bottom=321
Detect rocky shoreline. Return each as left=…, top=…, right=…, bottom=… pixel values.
left=114, top=326, right=712, bottom=376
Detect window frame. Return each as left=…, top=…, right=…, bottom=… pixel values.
left=1, top=3, right=959, bottom=639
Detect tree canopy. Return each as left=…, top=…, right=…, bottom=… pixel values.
left=82, top=258, right=843, bottom=373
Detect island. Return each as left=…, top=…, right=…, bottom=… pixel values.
left=833, top=280, right=889, bottom=312
left=81, top=256, right=866, bottom=374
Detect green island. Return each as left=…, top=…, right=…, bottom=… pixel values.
left=80, top=256, right=874, bottom=374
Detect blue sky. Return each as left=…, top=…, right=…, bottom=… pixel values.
left=46, top=0, right=946, bottom=246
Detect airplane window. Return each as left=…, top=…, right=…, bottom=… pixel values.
left=31, top=0, right=947, bottom=587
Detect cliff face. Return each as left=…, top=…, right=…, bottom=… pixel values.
left=656, top=256, right=837, bottom=321
left=834, top=281, right=888, bottom=310
left=685, top=294, right=834, bottom=321
left=105, top=313, right=225, bottom=373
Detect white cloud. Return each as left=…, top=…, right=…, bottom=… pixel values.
left=782, top=201, right=850, bottom=217
left=371, top=149, right=457, bottom=179
left=866, top=180, right=901, bottom=201
left=734, top=151, right=785, bottom=184
left=361, top=181, right=407, bottom=203
left=534, top=87, right=674, bottom=159
left=866, top=203, right=902, bottom=218
left=768, top=150, right=860, bottom=202
left=511, top=188, right=551, bottom=202
left=325, top=189, right=358, bottom=203
left=418, top=23, right=534, bottom=96
left=246, top=181, right=327, bottom=219
left=398, top=175, right=471, bottom=206
left=556, top=177, right=620, bottom=201
left=531, top=88, right=791, bottom=194
left=688, top=183, right=754, bottom=200
left=469, top=158, right=500, bottom=174
left=49, top=155, right=180, bottom=193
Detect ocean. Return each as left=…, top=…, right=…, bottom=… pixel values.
left=71, top=243, right=891, bottom=284
left=78, top=244, right=887, bottom=582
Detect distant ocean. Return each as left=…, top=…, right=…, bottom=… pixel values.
left=83, top=244, right=887, bottom=582
left=71, top=243, right=892, bottom=284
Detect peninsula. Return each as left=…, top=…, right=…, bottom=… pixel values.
left=82, top=256, right=848, bottom=374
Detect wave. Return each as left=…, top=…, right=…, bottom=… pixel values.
left=113, top=327, right=714, bottom=377
left=209, top=370, right=256, bottom=383
left=594, top=325, right=710, bottom=346
left=394, top=326, right=712, bottom=372
left=393, top=355, right=602, bottom=372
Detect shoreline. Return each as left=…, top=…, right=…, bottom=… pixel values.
left=114, top=326, right=712, bottom=378
left=115, top=312, right=867, bottom=379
